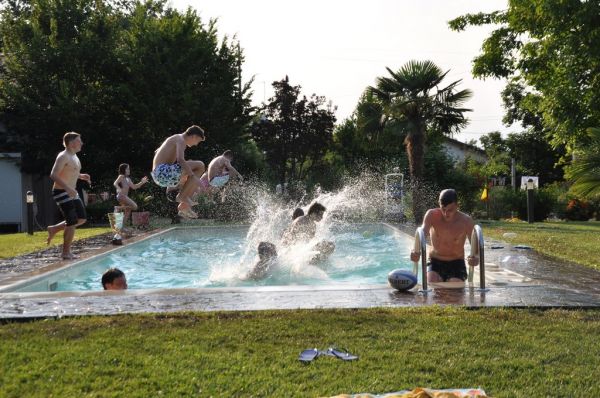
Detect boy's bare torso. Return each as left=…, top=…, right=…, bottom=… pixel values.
left=53, top=150, right=81, bottom=190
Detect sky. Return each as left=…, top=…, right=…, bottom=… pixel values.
left=170, top=0, right=512, bottom=144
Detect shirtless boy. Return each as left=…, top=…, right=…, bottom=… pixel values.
left=197, top=150, right=243, bottom=195
left=410, top=189, right=479, bottom=282
left=151, top=125, right=206, bottom=218
left=47, top=132, right=91, bottom=260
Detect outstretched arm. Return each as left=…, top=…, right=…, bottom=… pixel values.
left=176, top=138, right=200, bottom=183
left=466, top=218, right=479, bottom=266
left=132, top=176, right=148, bottom=189
left=224, top=160, right=242, bottom=180
left=410, top=210, right=433, bottom=262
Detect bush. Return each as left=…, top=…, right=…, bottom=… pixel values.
left=85, top=200, right=114, bottom=225
left=565, top=198, right=593, bottom=221
left=480, top=186, right=556, bottom=221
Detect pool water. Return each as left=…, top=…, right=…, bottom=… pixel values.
left=9, top=223, right=415, bottom=292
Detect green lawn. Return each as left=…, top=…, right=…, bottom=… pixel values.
left=1, top=308, right=599, bottom=397
left=0, top=227, right=111, bottom=259
left=480, top=220, right=600, bottom=270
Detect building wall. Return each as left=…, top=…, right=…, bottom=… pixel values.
left=442, top=140, right=488, bottom=164
left=0, top=154, right=24, bottom=230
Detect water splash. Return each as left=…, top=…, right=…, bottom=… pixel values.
left=208, top=170, right=405, bottom=284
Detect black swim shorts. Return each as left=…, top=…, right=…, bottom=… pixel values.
left=427, top=257, right=467, bottom=282
left=53, top=189, right=86, bottom=226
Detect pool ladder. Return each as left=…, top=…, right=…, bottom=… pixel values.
left=413, top=225, right=486, bottom=292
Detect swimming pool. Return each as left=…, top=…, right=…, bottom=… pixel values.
left=2, top=223, right=415, bottom=293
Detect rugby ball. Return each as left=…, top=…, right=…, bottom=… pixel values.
left=387, top=269, right=417, bottom=291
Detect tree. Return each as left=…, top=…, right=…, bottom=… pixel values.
left=449, top=0, right=600, bottom=150
left=0, top=0, right=254, bottom=182
left=251, top=76, right=336, bottom=186
left=367, top=60, right=472, bottom=223
left=565, top=128, right=600, bottom=198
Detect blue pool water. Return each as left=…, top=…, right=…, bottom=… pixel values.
left=9, top=223, right=415, bottom=292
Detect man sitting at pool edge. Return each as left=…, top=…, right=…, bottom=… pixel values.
left=410, top=189, right=479, bottom=282
left=102, top=268, right=128, bottom=290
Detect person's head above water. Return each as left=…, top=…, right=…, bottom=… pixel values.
left=102, top=268, right=128, bottom=290
left=258, top=241, right=277, bottom=260
left=292, top=208, right=304, bottom=220
left=307, top=202, right=326, bottom=221
left=438, top=189, right=458, bottom=221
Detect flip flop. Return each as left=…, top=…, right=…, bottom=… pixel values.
left=298, top=348, right=320, bottom=363
left=328, top=348, right=358, bottom=361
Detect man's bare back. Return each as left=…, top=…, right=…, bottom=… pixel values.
left=207, top=154, right=242, bottom=181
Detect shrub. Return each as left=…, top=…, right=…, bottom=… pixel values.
left=565, top=198, right=593, bottom=221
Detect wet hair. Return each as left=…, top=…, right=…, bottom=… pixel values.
left=184, top=125, right=205, bottom=139
left=307, top=202, right=326, bottom=216
left=292, top=208, right=304, bottom=220
left=63, top=132, right=80, bottom=147
left=101, top=268, right=125, bottom=290
left=439, top=189, right=458, bottom=207
left=223, top=150, right=233, bottom=159
left=258, top=241, right=277, bottom=258
left=118, top=163, right=129, bottom=176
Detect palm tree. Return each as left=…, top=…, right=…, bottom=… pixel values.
left=566, top=127, right=600, bottom=198
left=367, top=60, right=472, bottom=224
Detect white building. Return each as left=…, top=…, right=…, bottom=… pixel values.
left=0, top=153, right=25, bottom=232
left=442, top=137, right=488, bottom=164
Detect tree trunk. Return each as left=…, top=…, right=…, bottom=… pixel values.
left=406, top=127, right=426, bottom=225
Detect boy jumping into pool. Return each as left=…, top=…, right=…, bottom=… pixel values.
left=196, top=150, right=243, bottom=197
left=47, top=132, right=91, bottom=260
left=410, top=189, right=479, bottom=282
left=151, top=125, right=206, bottom=219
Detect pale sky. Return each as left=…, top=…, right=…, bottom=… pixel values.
left=170, top=0, right=512, bottom=144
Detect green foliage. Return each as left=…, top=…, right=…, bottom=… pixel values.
left=565, top=127, right=600, bottom=198
left=478, top=129, right=565, bottom=187
left=449, top=0, right=600, bottom=149
left=0, top=0, right=253, bottom=182
left=85, top=200, right=115, bottom=225
left=250, top=76, right=336, bottom=186
left=2, top=308, right=600, bottom=396
left=479, top=186, right=557, bottom=221
left=365, top=60, right=473, bottom=223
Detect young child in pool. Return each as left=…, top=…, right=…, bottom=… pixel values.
left=114, top=163, right=148, bottom=220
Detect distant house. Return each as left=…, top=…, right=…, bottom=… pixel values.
left=442, top=136, right=488, bottom=164
left=0, top=153, right=24, bottom=232
left=0, top=152, right=58, bottom=233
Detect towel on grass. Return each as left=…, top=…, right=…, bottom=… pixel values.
left=326, top=387, right=488, bottom=398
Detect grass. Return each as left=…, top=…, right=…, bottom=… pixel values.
left=481, top=220, right=600, bottom=270
left=1, top=307, right=600, bottom=397
left=0, top=227, right=111, bottom=259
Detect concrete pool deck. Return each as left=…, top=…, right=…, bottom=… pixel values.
left=1, top=223, right=599, bottom=319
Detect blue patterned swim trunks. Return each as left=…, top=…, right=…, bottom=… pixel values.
left=151, top=163, right=182, bottom=187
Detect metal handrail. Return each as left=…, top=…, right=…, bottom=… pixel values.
left=414, top=227, right=429, bottom=292
left=468, top=224, right=486, bottom=290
